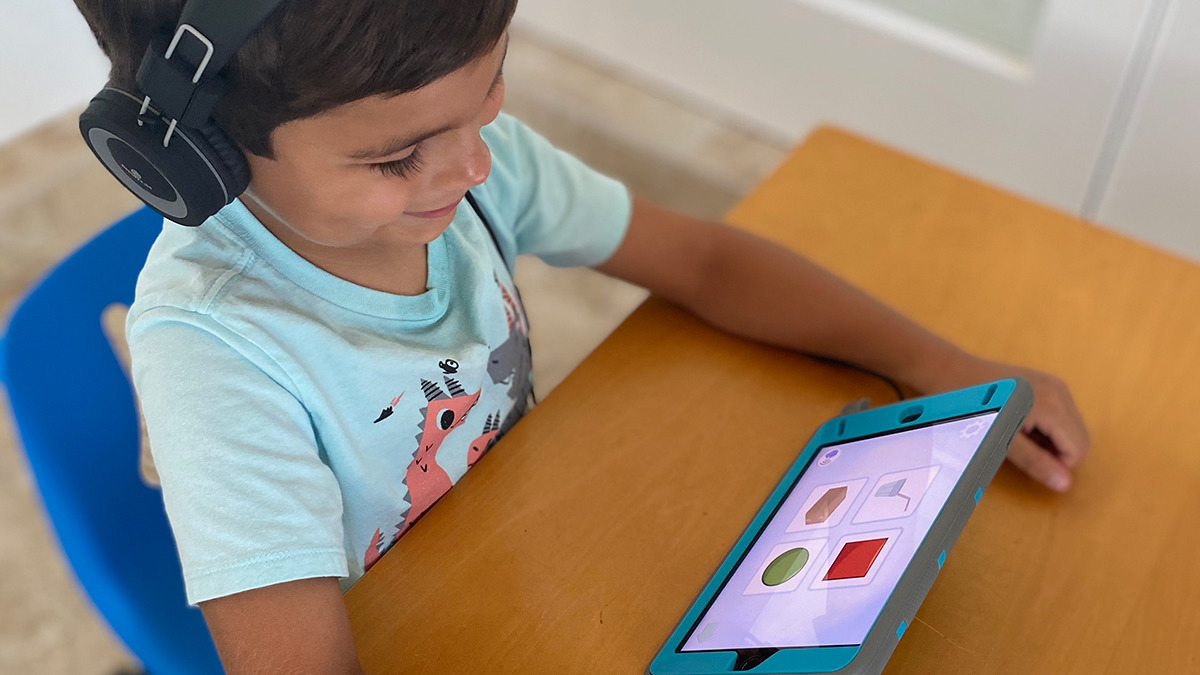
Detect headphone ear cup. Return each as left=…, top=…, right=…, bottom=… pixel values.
left=79, top=86, right=247, bottom=226
left=194, top=120, right=250, bottom=196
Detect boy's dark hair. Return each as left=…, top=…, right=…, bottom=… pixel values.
left=73, top=0, right=517, bottom=159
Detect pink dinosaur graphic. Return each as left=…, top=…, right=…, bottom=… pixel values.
left=467, top=411, right=502, bottom=468
left=363, top=375, right=480, bottom=570
left=397, top=376, right=480, bottom=533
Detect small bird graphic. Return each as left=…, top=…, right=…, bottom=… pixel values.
left=373, top=392, right=404, bottom=424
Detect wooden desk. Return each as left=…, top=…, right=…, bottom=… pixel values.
left=345, top=128, right=1200, bottom=673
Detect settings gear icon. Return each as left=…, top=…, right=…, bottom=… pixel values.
left=959, top=419, right=988, bottom=439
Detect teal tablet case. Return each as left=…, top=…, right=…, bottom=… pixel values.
left=648, top=377, right=1034, bottom=674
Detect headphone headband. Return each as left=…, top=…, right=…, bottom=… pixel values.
left=137, top=0, right=286, bottom=146
left=173, top=0, right=289, bottom=75
left=80, top=0, right=287, bottom=225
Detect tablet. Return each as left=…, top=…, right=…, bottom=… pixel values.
left=649, top=377, right=1033, bottom=675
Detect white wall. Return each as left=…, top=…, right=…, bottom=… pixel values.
left=6, top=0, right=1196, bottom=263
left=510, top=0, right=1142, bottom=215
left=511, top=0, right=1200, bottom=263
left=1094, top=0, right=1199, bottom=261
left=0, top=0, right=110, bottom=146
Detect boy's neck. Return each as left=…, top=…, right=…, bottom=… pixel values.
left=238, top=194, right=431, bottom=297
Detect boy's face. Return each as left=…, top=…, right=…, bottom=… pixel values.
left=239, top=34, right=509, bottom=253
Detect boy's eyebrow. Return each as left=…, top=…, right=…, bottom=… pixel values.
left=348, top=36, right=509, bottom=162
left=349, top=125, right=454, bottom=162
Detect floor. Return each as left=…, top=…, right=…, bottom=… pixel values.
left=0, top=29, right=788, bottom=673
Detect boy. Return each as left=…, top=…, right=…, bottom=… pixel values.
left=74, top=1, right=1090, bottom=672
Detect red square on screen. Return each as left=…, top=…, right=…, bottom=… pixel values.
left=823, top=537, right=888, bottom=580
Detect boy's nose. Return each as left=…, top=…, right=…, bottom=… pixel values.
left=435, top=135, right=492, bottom=192
left=463, top=136, right=492, bottom=187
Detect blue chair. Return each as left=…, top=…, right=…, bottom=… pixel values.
left=0, top=206, right=223, bottom=674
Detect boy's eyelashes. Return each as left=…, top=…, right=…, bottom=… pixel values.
left=365, top=74, right=504, bottom=181
left=370, top=146, right=425, bottom=179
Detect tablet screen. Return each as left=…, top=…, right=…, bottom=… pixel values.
left=680, top=410, right=1000, bottom=652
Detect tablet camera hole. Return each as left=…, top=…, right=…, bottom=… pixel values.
left=732, top=649, right=777, bottom=671
left=898, top=405, right=924, bottom=424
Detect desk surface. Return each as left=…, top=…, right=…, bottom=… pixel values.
left=345, top=128, right=1200, bottom=674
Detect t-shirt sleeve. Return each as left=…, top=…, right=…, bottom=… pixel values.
left=477, top=112, right=633, bottom=268
left=129, top=311, right=347, bottom=605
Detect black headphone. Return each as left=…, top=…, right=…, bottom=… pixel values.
left=79, top=0, right=286, bottom=226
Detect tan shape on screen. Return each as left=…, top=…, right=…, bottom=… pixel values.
left=805, top=485, right=848, bottom=525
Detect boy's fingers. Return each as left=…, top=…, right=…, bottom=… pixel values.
left=1026, top=412, right=1088, bottom=469
left=1022, top=382, right=1091, bottom=469
left=1061, top=387, right=1091, bottom=450
left=1050, top=379, right=1091, bottom=460
left=1006, top=435, right=1072, bottom=492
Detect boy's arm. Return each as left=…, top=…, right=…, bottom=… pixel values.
left=595, top=197, right=1091, bottom=491
left=597, top=197, right=966, bottom=394
left=200, top=577, right=364, bottom=675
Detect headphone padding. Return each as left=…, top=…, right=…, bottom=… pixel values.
left=81, top=86, right=238, bottom=225
left=195, top=120, right=251, bottom=195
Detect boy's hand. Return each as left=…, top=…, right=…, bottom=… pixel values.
left=921, top=353, right=1091, bottom=492
left=599, top=197, right=1090, bottom=493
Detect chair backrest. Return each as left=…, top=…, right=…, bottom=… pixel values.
left=0, top=206, right=223, bottom=674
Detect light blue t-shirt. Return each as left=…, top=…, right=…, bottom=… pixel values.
left=127, top=113, right=632, bottom=605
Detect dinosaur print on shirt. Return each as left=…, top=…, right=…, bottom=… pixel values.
left=468, top=411, right=503, bottom=468
left=488, top=273, right=532, bottom=402
left=363, top=375, right=480, bottom=570
left=398, top=376, right=481, bottom=535
left=362, top=276, right=534, bottom=572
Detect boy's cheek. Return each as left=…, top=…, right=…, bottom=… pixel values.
left=308, top=172, right=412, bottom=219
left=251, top=164, right=429, bottom=237
left=355, top=184, right=426, bottom=223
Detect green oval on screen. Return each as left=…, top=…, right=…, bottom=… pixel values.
left=761, top=547, right=810, bottom=586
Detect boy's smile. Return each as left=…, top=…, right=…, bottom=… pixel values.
left=405, top=196, right=466, bottom=219
left=237, top=33, right=509, bottom=294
